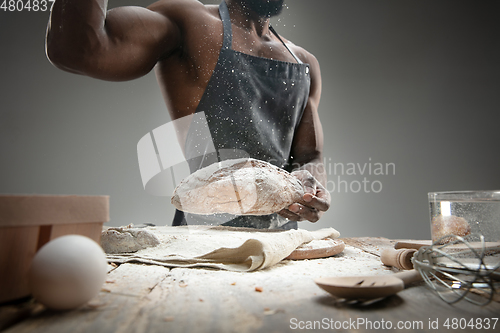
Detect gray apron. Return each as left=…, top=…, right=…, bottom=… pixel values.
left=173, top=0, right=311, bottom=229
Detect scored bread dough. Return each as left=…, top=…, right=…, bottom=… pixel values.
left=171, top=158, right=305, bottom=215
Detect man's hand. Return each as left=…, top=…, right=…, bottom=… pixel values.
left=278, top=170, right=330, bottom=222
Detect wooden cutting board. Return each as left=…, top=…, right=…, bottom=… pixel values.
left=285, top=238, right=345, bottom=260
left=394, top=240, right=432, bottom=250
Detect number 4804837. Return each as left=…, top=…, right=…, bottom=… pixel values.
left=1, top=0, right=55, bottom=11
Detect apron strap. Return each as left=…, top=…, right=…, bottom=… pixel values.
left=269, top=25, right=303, bottom=64
left=219, top=1, right=233, bottom=50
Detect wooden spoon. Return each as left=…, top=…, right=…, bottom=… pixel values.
left=314, top=270, right=422, bottom=300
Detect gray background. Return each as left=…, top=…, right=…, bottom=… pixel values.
left=1, top=0, right=499, bottom=239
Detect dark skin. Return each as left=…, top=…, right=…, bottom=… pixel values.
left=46, top=0, right=330, bottom=222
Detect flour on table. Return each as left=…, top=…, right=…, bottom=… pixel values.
left=105, top=226, right=342, bottom=272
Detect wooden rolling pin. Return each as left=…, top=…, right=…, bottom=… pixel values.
left=380, top=248, right=417, bottom=270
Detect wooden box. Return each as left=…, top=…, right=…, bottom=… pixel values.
left=0, top=195, right=109, bottom=303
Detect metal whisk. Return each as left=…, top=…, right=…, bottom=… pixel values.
left=412, top=234, right=500, bottom=306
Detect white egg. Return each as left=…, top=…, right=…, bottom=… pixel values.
left=28, top=234, right=108, bottom=310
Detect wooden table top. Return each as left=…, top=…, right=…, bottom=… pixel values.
left=1, top=237, right=499, bottom=333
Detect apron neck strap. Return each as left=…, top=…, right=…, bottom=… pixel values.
left=269, top=25, right=303, bottom=64
left=219, top=1, right=233, bottom=50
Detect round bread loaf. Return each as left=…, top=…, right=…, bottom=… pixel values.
left=171, top=158, right=305, bottom=215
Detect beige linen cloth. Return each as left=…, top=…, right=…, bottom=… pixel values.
left=106, top=226, right=340, bottom=272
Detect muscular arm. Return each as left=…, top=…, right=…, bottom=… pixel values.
left=46, top=0, right=182, bottom=81
left=280, top=52, right=331, bottom=222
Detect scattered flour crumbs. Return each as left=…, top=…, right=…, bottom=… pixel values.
left=264, top=246, right=395, bottom=282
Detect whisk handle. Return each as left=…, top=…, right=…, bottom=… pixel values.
left=394, top=270, right=423, bottom=286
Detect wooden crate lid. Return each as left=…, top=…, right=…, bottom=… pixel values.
left=0, top=195, right=109, bottom=227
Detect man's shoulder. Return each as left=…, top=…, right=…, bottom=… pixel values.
left=285, top=40, right=319, bottom=68
left=148, top=0, right=219, bottom=23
